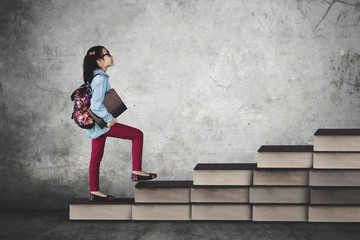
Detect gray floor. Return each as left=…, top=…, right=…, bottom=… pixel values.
left=0, top=210, right=359, bottom=240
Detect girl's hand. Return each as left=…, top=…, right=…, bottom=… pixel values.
left=107, top=118, right=118, bottom=128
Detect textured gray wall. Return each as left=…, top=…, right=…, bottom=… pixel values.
left=1, top=0, right=360, bottom=209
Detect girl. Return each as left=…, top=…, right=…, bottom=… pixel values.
left=83, top=46, right=157, bottom=202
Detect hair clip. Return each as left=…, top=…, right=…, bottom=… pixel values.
left=89, top=51, right=95, bottom=56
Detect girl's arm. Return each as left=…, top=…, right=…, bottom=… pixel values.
left=89, top=76, right=113, bottom=124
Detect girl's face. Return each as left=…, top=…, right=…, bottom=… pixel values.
left=97, top=48, right=114, bottom=71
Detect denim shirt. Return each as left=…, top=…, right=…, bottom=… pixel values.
left=85, top=69, right=114, bottom=139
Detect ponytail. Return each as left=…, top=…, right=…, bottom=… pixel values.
left=83, top=45, right=105, bottom=84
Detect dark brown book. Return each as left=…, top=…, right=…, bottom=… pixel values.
left=88, top=89, right=127, bottom=129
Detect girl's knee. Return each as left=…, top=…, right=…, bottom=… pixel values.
left=136, top=129, right=143, bottom=138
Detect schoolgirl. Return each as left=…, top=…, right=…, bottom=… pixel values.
left=83, top=46, right=157, bottom=201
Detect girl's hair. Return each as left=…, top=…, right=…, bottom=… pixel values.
left=83, top=45, right=105, bottom=84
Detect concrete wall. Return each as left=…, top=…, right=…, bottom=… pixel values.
left=1, top=0, right=360, bottom=209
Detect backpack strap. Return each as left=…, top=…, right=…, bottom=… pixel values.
left=86, top=73, right=101, bottom=84
left=87, top=73, right=101, bottom=89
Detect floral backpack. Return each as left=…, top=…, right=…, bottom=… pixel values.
left=70, top=74, right=99, bottom=129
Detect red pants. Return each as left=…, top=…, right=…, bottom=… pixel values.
left=89, top=123, right=143, bottom=191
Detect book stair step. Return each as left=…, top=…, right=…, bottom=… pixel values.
left=69, top=198, right=134, bottom=220
left=314, top=129, right=360, bottom=151
left=132, top=202, right=191, bottom=221
left=250, top=186, right=309, bottom=203
left=257, top=145, right=313, bottom=168
left=308, top=204, right=360, bottom=222
left=134, top=181, right=193, bottom=203
left=191, top=203, right=252, bottom=221
left=253, top=168, right=309, bottom=186
left=252, top=204, right=308, bottom=222
left=310, top=187, right=360, bottom=204
left=191, top=185, right=249, bottom=203
left=310, top=169, right=360, bottom=186
left=133, top=181, right=192, bottom=220
left=193, top=163, right=257, bottom=186
left=313, top=151, right=360, bottom=169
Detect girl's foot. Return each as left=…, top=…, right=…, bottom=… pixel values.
left=88, top=192, right=114, bottom=201
left=90, top=191, right=107, bottom=197
left=132, top=171, right=150, bottom=176
left=131, top=172, right=157, bottom=181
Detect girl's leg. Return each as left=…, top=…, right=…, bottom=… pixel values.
left=89, top=135, right=107, bottom=191
left=103, top=123, right=143, bottom=171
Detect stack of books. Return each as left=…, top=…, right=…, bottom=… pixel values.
left=309, top=129, right=360, bottom=222
left=69, top=129, right=360, bottom=222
